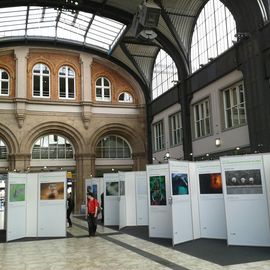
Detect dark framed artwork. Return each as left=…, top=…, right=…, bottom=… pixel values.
left=199, top=173, right=222, bottom=194
left=225, top=169, right=262, bottom=194
left=171, top=173, right=189, bottom=195
left=149, top=176, right=166, bottom=205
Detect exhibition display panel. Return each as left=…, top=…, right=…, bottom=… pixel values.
left=220, top=155, right=270, bottom=246
left=135, top=171, right=148, bottom=226
left=147, top=163, right=172, bottom=239
left=7, top=173, right=27, bottom=241
left=195, top=160, right=226, bottom=239
left=7, top=171, right=67, bottom=241
left=169, top=160, right=193, bottom=245
left=104, top=173, right=119, bottom=226
left=38, top=172, right=66, bottom=237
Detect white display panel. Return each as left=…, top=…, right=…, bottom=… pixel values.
left=195, top=160, right=226, bottom=239
left=135, top=171, right=148, bottom=226
left=262, top=154, right=270, bottom=221
left=221, top=155, right=270, bottom=246
left=26, top=173, right=38, bottom=237
left=104, top=173, right=119, bottom=226
left=7, top=173, right=27, bottom=241
left=124, top=172, right=137, bottom=226
left=37, top=171, right=66, bottom=237
left=169, top=160, right=193, bottom=245
left=118, top=172, right=127, bottom=230
left=147, top=164, right=172, bottom=239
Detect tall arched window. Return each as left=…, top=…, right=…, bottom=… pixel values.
left=32, top=135, right=74, bottom=159
left=0, top=139, right=7, bottom=160
left=96, top=77, right=111, bottom=101
left=59, top=66, right=75, bottom=99
left=0, top=69, right=9, bottom=96
left=96, top=135, right=131, bottom=158
left=152, top=49, right=178, bottom=100
left=32, top=63, right=50, bottom=97
left=190, top=0, right=237, bottom=72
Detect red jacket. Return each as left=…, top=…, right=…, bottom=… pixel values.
left=87, top=198, right=98, bottom=214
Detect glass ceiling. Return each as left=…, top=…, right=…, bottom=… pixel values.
left=0, top=6, right=126, bottom=52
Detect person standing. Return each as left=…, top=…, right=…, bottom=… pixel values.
left=85, top=192, right=98, bottom=236
left=67, top=193, right=74, bottom=227
left=100, top=192, right=104, bottom=223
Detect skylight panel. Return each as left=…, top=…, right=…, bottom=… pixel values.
left=0, top=6, right=126, bottom=53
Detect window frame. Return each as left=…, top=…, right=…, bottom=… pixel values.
left=193, top=98, right=212, bottom=139
left=169, top=111, right=183, bottom=147
left=222, top=81, right=247, bottom=129
left=95, top=76, right=111, bottom=102
left=95, top=135, right=132, bottom=159
left=152, top=120, right=165, bottom=152
left=58, top=65, right=76, bottom=100
left=32, top=63, right=50, bottom=98
left=190, top=0, right=237, bottom=73
left=118, top=92, right=133, bottom=103
left=31, top=134, right=74, bottom=160
left=0, top=68, right=9, bottom=96
left=0, top=139, right=8, bottom=160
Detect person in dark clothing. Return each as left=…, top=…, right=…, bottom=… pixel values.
left=67, top=193, right=74, bottom=227
left=100, top=192, right=104, bottom=223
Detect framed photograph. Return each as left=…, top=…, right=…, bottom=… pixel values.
left=92, top=184, right=98, bottom=197
left=106, top=181, right=119, bottom=196
left=40, top=182, right=65, bottom=200
left=149, top=176, right=166, bottom=205
left=225, top=169, right=262, bottom=194
left=171, top=173, right=189, bottom=195
left=9, top=184, right=25, bottom=202
left=199, top=173, right=222, bottom=194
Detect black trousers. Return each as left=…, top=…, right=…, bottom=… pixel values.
left=67, top=209, right=72, bottom=226
left=87, top=214, right=97, bottom=236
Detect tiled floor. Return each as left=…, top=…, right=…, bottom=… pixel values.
left=0, top=217, right=270, bottom=270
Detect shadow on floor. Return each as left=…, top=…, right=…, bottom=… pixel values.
left=119, top=226, right=270, bottom=266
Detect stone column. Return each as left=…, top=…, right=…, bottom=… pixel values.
left=74, top=153, right=95, bottom=214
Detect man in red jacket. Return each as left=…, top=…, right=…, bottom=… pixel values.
left=85, top=192, right=99, bottom=236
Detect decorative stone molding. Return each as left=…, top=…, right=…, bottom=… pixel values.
left=15, top=112, right=25, bottom=128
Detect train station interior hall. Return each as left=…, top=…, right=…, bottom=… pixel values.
left=1, top=0, right=270, bottom=269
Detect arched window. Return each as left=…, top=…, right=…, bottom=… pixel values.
left=118, top=92, right=133, bottom=103
left=0, top=139, right=7, bottom=160
left=152, top=49, right=178, bottom=100
left=96, top=135, right=131, bottom=158
left=0, top=69, right=9, bottom=96
left=32, top=63, right=50, bottom=97
left=190, top=0, right=237, bottom=72
left=59, top=66, right=75, bottom=99
left=96, top=77, right=111, bottom=101
left=32, top=135, right=74, bottom=159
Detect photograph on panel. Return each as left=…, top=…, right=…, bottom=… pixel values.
left=106, top=181, right=119, bottom=196
left=199, top=173, right=222, bottom=194
left=9, top=184, right=26, bottom=202
left=171, top=173, right=189, bottom=195
left=225, top=169, right=262, bottom=194
left=149, top=176, right=166, bottom=205
left=40, top=182, right=65, bottom=200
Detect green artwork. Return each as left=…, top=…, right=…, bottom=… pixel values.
left=10, top=184, right=25, bottom=202
left=149, top=176, right=166, bottom=205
